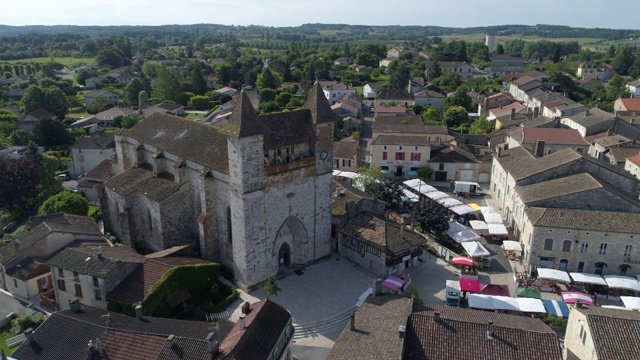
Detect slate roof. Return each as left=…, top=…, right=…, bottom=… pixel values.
left=94, top=107, right=136, bottom=120
left=376, top=89, right=414, bottom=101
left=70, top=133, right=115, bottom=150
left=83, top=159, right=114, bottom=181
left=124, top=112, right=230, bottom=174
left=404, top=303, right=562, bottom=360
left=373, top=120, right=447, bottom=135
left=259, top=109, right=316, bottom=149
left=495, top=147, right=581, bottom=181
left=608, top=147, right=640, bottom=164
left=429, top=145, right=479, bottom=163
left=304, top=81, right=342, bottom=124
left=525, top=207, right=640, bottom=233
left=511, top=75, right=538, bottom=87
left=375, top=116, right=423, bottom=126
left=104, top=166, right=180, bottom=201
left=333, top=138, right=357, bottom=159
left=217, top=299, right=292, bottom=360
left=5, top=257, right=49, bottom=280
left=219, top=91, right=262, bottom=139
left=516, top=173, right=603, bottom=203
left=47, top=246, right=144, bottom=278
left=329, top=294, right=413, bottom=360
left=85, top=90, right=116, bottom=98
left=372, top=135, right=440, bottom=146
left=576, top=306, right=640, bottom=360
left=565, top=108, right=616, bottom=128
left=340, top=212, right=427, bottom=256
left=414, top=90, right=444, bottom=98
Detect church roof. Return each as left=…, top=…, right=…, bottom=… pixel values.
left=304, top=81, right=341, bottom=124
left=219, top=91, right=263, bottom=139
left=104, top=167, right=180, bottom=201
left=259, top=109, right=316, bottom=148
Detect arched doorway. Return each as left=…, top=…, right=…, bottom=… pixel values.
left=278, top=242, right=291, bottom=268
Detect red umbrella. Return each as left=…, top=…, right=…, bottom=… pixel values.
left=451, top=256, right=474, bottom=267
left=459, top=278, right=481, bottom=292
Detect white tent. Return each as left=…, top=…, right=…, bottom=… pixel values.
left=402, top=190, right=420, bottom=203
left=537, top=268, right=571, bottom=283
left=480, top=207, right=495, bottom=215
left=450, top=204, right=478, bottom=215
left=604, top=275, right=640, bottom=292
left=569, top=273, right=607, bottom=286
left=621, top=296, right=640, bottom=310
left=502, top=241, right=521, bottom=252
left=462, top=241, right=491, bottom=257
left=424, top=191, right=449, bottom=200
left=451, top=230, right=482, bottom=244
left=487, top=223, right=509, bottom=235
left=445, top=221, right=467, bottom=236
left=469, top=220, right=488, bottom=231
left=515, top=298, right=547, bottom=313
left=484, top=213, right=503, bottom=224
left=492, top=296, right=520, bottom=311
left=332, top=170, right=341, bottom=176
left=437, top=197, right=464, bottom=208
left=468, top=294, right=495, bottom=310
left=403, top=179, right=437, bottom=194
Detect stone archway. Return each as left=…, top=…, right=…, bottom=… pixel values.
left=274, top=216, right=308, bottom=268
left=278, top=242, right=291, bottom=268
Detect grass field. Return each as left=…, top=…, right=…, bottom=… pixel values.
left=0, top=324, right=19, bottom=356
left=0, top=56, right=95, bottom=67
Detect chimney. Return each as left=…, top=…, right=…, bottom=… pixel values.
left=486, top=320, right=494, bottom=340
left=206, top=331, right=219, bottom=358
left=373, top=279, right=383, bottom=296
left=398, top=325, right=406, bottom=339
left=434, top=312, right=440, bottom=321
left=69, top=299, right=81, bottom=312
left=584, top=109, right=590, bottom=117
left=238, top=314, right=246, bottom=330
left=97, top=251, right=103, bottom=260
left=241, top=301, right=251, bottom=315
left=135, top=304, right=143, bottom=320
left=400, top=223, right=405, bottom=238
left=576, top=299, right=583, bottom=308
left=350, top=311, right=356, bottom=331
left=25, top=328, right=35, bottom=344
left=534, top=140, right=546, bottom=157
left=166, top=334, right=175, bottom=348
left=510, top=108, right=516, bottom=120
left=496, top=147, right=502, bottom=158
left=86, top=340, right=96, bottom=360
left=533, top=107, right=539, bottom=118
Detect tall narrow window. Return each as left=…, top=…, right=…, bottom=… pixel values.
left=580, top=242, right=589, bottom=253
left=382, top=151, right=387, bottom=160
left=599, top=243, right=608, bottom=255
left=562, top=240, right=571, bottom=252
left=544, top=238, right=554, bottom=251
left=75, top=284, right=83, bottom=298
left=624, top=245, right=633, bottom=257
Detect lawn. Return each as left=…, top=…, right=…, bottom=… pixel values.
left=1, top=56, right=96, bottom=67
left=0, top=324, right=20, bottom=356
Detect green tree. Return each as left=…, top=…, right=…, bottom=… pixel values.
left=189, top=62, right=208, bottom=95
left=43, top=86, right=70, bottom=119
left=260, top=101, right=280, bottom=114
left=263, top=275, right=282, bottom=298
left=411, top=199, right=450, bottom=234
left=176, top=92, right=196, bottom=107
left=612, top=45, right=635, bottom=75
left=33, top=118, right=71, bottom=148
left=22, top=85, right=45, bottom=113
left=188, top=95, right=211, bottom=110
left=387, top=60, right=411, bottom=89
left=443, top=106, right=469, bottom=127
left=421, top=105, right=443, bottom=124
left=114, top=114, right=140, bottom=129
left=368, top=177, right=404, bottom=208
left=259, top=88, right=277, bottom=103
left=124, top=78, right=147, bottom=106
left=353, top=166, right=385, bottom=193
left=0, top=155, right=39, bottom=210
left=354, top=52, right=380, bottom=68
left=417, top=166, right=434, bottom=182
left=139, top=90, right=149, bottom=107
left=443, top=88, right=473, bottom=113
left=469, top=116, right=492, bottom=134
left=404, top=284, right=422, bottom=302
left=496, top=44, right=505, bottom=55
left=431, top=71, right=461, bottom=93
left=275, top=92, right=292, bottom=107
left=10, top=129, right=33, bottom=145
left=38, top=192, right=90, bottom=216
left=256, top=67, right=281, bottom=90
left=152, top=67, right=180, bottom=102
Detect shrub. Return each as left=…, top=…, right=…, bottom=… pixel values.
left=10, top=314, right=43, bottom=335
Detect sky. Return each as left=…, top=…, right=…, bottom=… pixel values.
left=1, top=0, right=639, bottom=30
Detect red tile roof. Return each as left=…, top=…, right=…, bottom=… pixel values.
left=619, top=98, right=640, bottom=111
left=626, top=153, right=640, bottom=167
left=522, top=128, right=589, bottom=145
left=94, top=330, right=166, bottom=360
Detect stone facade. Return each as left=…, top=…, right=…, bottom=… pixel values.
left=102, top=84, right=338, bottom=291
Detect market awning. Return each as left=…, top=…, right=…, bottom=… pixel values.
left=543, top=300, right=570, bottom=318
left=445, top=221, right=467, bottom=236
left=501, top=241, right=521, bottom=252
left=537, top=268, right=571, bottom=283
left=480, top=206, right=495, bottom=215
left=402, top=189, right=420, bottom=203
left=569, top=272, right=607, bottom=286
left=382, top=276, right=407, bottom=292
left=450, top=230, right=482, bottom=244
left=459, top=278, right=480, bottom=292
left=451, top=256, right=474, bottom=267
left=437, top=197, right=464, bottom=208
left=469, top=220, right=488, bottom=231
left=450, top=204, right=478, bottom=215
left=483, top=213, right=503, bottom=224
left=468, top=203, right=482, bottom=211
left=516, top=298, right=547, bottom=313
left=334, top=170, right=358, bottom=178
left=408, top=171, right=418, bottom=176
left=332, top=170, right=341, bottom=176
left=403, top=179, right=437, bottom=194
left=621, top=296, right=640, bottom=310
left=468, top=294, right=495, bottom=310
left=562, top=291, right=594, bottom=306
left=516, top=287, right=541, bottom=299
left=492, top=296, right=520, bottom=311
left=488, top=223, right=509, bottom=235
left=461, top=241, right=490, bottom=257
left=603, top=275, right=640, bottom=291
left=479, top=284, right=510, bottom=297
left=424, top=191, right=449, bottom=200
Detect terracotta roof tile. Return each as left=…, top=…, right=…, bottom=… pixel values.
left=340, top=213, right=427, bottom=255
left=576, top=306, right=640, bottom=360
left=520, top=128, right=589, bottom=145
left=619, top=98, right=640, bottom=111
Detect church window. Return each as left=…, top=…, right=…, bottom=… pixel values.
left=227, top=207, right=232, bottom=243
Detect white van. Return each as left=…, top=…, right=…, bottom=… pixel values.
left=450, top=181, right=488, bottom=196
left=445, top=280, right=461, bottom=307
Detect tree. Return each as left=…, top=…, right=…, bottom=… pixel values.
left=417, top=166, right=434, bottom=182
left=152, top=67, right=180, bottom=102
left=612, top=45, right=635, bottom=75
left=0, top=155, right=39, bottom=209
left=43, top=86, right=70, bottom=119
left=431, top=71, right=462, bottom=93
left=188, top=95, right=211, bottom=110
left=38, top=192, right=89, bottom=216
left=10, top=129, right=33, bottom=145
left=22, top=85, right=45, bottom=113
left=353, top=166, right=385, bottom=193
left=189, top=62, right=208, bottom=95
left=354, top=52, right=380, bottom=68
left=428, top=61, right=442, bottom=80
left=496, top=44, right=505, bottom=55
left=139, top=90, right=149, bottom=107
left=114, top=114, right=140, bottom=129
left=411, top=199, right=450, bottom=234
left=256, top=67, right=281, bottom=90
left=124, top=78, right=147, bottom=106
left=263, top=275, right=282, bottom=298
left=368, top=176, right=404, bottom=208
left=260, top=101, right=280, bottom=114
left=275, top=92, right=292, bottom=107
left=443, top=106, right=469, bottom=128
left=387, top=60, right=411, bottom=89
left=468, top=116, right=492, bottom=134
left=259, top=88, right=277, bottom=103
left=421, top=105, right=443, bottom=124
left=33, top=118, right=71, bottom=148
left=443, top=88, right=473, bottom=113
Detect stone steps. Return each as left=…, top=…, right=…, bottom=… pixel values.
left=293, top=306, right=357, bottom=339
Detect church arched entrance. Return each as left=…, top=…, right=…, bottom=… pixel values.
left=274, top=216, right=308, bottom=269
left=278, top=242, right=291, bottom=268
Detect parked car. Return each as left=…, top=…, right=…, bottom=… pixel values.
left=56, top=173, right=70, bottom=181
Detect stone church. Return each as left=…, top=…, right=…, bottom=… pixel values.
left=102, top=83, right=339, bottom=290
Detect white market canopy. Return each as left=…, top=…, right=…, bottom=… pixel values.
left=332, top=170, right=358, bottom=179
left=569, top=272, right=607, bottom=286
left=451, top=230, right=483, bottom=244
left=437, top=197, right=464, bottom=208
left=621, top=296, right=640, bottom=310
left=604, top=275, right=640, bottom=291
left=403, top=179, right=437, bottom=194
left=445, top=221, right=467, bottom=236
left=468, top=294, right=495, bottom=310
left=487, top=223, right=509, bottom=235
left=462, top=241, right=491, bottom=257
left=484, top=213, right=503, bottom=224
left=450, top=204, right=478, bottom=215
left=424, top=191, right=449, bottom=200
left=502, top=240, right=521, bottom=252
left=537, top=268, right=571, bottom=283
left=515, top=298, right=547, bottom=313
left=402, top=190, right=420, bottom=203
left=469, top=220, right=488, bottom=231
left=480, top=206, right=495, bottom=215
left=492, top=296, right=520, bottom=311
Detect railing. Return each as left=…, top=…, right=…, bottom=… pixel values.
left=40, top=289, right=57, bottom=309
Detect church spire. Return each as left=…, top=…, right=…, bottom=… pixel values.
left=219, top=90, right=262, bottom=138
left=304, top=81, right=340, bottom=124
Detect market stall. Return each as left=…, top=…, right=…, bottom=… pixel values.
left=537, top=268, right=571, bottom=284
left=561, top=291, right=594, bottom=306
left=501, top=241, right=522, bottom=260
left=402, top=189, right=420, bottom=204
left=460, top=278, right=481, bottom=293
left=620, top=296, right=640, bottom=310
left=542, top=300, right=570, bottom=318
left=469, top=220, right=488, bottom=235
left=483, top=213, right=503, bottom=224
left=480, top=206, right=495, bottom=215
left=424, top=191, right=449, bottom=200
left=437, top=197, right=464, bottom=208
left=603, top=275, right=640, bottom=292
left=403, top=179, right=437, bottom=195
left=569, top=272, right=607, bottom=286
left=492, top=296, right=520, bottom=312
left=450, top=230, right=482, bottom=244
left=479, top=284, right=511, bottom=297
left=467, top=294, right=495, bottom=310
left=445, top=221, right=467, bottom=236
left=451, top=256, right=474, bottom=267
left=516, top=298, right=547, bottom=314
left=516, top=287, right=541, bottom=299
left=382, top=276, right=407, bottom=293
left=461, top=241, right=491, bottom=258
